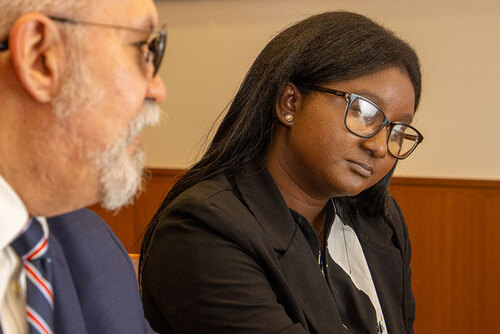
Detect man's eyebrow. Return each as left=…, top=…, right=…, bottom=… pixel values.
left=134, top=15, right=157, bottom=30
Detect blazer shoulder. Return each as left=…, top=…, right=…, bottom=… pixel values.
left=48, top=208, right=129, bottom=257
left=167, top=173, right=249, bottom=229
left=48, top=208, right=154, bottom=333
left=155, top=172, right=273, bottom=256
left=175, top=172, right=235, bottom=202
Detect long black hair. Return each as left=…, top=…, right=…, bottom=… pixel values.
left=140, top=11, right=421, bottom=279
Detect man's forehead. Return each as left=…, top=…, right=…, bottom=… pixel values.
left=87, top=0, right=159, bottom=29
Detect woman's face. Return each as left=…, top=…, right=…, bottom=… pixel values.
left=271, top=67, right=416, bottom=199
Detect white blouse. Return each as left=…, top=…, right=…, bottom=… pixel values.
left=327, top=214, right=387, bottom=334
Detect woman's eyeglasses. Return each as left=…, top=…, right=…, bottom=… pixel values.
left=301, top=85, right=424, bottom=159
left=0, top=15, right=167, bottom=77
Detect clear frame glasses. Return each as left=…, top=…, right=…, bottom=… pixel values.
left=302, top=84, right=424, bottom=159
left=0, top=15, right=167, bottom=76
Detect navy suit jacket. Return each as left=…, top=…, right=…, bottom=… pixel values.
left=46, top=209, right=154, bottom=333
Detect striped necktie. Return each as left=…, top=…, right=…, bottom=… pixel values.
left=10, top=218, right=54, bottom=334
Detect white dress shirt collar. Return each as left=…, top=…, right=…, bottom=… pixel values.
left=0, top=173, right=30, bottom=333
left=0, top=174, right=29, bottom=249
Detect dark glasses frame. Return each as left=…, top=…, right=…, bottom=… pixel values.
left=0, top=15, right=167, bottom=76
left=301, top=84, right=424, bottom=159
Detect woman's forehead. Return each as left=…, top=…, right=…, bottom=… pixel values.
left=324, top=68, right=415, bottom=119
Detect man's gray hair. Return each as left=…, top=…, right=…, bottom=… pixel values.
left=0, top=1, right=85, bottom=40
left=0, top=1, right=96, bottom=117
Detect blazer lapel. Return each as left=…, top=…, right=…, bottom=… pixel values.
left=48, top=231, right=88, bottom=334
left=356, top=216, right=405, bottom=334
left=234, top=162, right=347, bottom=333
left=278, top=232, right=348, bottom=333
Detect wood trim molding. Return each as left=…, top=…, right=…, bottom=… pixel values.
left=391, top=176, right=500, bottom=189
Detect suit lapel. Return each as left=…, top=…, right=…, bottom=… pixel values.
left=355, top=216, right=405, bottom=334
left=48, top=227, right=88, bottom=334
left=278, top=232, right=348, bottom=333
left=234, top=162, right=347, bottom=333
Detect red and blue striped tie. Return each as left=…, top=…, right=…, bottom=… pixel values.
left=10, top=218, right=54, bottom=334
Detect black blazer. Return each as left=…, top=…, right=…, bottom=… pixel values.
left=142, top=162, right=414, bottom=334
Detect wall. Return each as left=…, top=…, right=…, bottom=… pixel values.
left=145, top=0, right=500, bottom=180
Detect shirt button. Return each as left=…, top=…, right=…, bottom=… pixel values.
left=12, top=280, right=20, bottom=296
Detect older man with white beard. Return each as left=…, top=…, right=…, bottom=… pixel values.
left=0, top=0, right=166, bottom=333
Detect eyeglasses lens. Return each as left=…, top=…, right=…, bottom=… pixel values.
left=345, top=97, right=418, bottom=158
left=345, top=97, right=385, bottom=137
left=149, top=31, right=166, bottom=75
left=388, top=125, right=419, bottom=158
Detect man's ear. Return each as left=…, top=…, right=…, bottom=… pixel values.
left=9, top=13, right=66, bottom=103
left=275, top=82, right=301, bottom=127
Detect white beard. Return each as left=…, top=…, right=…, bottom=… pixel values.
left=96, top=100, right=161, bottom=210
left=51, top=33, right=162, bottom=211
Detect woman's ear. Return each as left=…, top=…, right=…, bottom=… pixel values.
left=9, top=13, right=66, bottom=103
left=275, top=82, right=301, bottom=127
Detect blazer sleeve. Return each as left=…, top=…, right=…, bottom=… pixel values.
left=141, top=197, right=309, bottom=334
left=391, top=198, right=415, bottom=334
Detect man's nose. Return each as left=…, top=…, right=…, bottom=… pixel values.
left=146, top=75, right=166, bottom=104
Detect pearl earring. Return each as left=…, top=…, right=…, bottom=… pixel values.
left=285, top=114, right=293, bottom=122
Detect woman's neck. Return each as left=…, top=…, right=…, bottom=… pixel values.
left=265, top=151, right=328, bottom=236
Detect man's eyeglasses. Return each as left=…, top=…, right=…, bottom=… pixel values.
left=0, top=15, right=167, bottom=77
left=301, top=85, right=424, bottom=159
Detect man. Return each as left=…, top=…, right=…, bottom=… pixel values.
left=0, top=0, right=166, bottom=332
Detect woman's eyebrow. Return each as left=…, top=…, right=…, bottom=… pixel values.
left=353, top=90, right=383, bottom=106
left=399, top=113, right=414, bottom=124
left=355, top=90, right=415, bottom=123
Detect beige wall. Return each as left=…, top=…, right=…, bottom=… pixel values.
left=144, top=0, right=500, bottom=180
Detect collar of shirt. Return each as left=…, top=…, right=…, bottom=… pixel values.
left=289, top=199, right=336, bottom=262
left=0, top=174, right=30, bottom=334
left=0, top=174, right=29, bottom=250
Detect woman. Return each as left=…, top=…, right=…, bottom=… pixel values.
left=141, top=11, right=423, bottom=334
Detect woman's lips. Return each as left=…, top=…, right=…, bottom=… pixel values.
left=348, top=160, right=373, bottom=178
